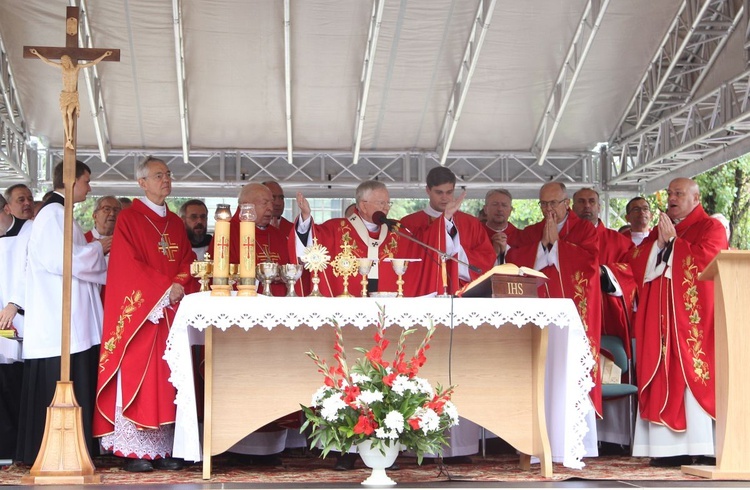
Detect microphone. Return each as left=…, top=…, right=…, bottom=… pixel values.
left=372, top=211, right=400, bottom=230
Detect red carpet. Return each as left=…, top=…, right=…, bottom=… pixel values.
left=0, top=452, right=705, bottom=485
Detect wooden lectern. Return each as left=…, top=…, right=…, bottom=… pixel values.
left=683, top=250, right=750, bottom=479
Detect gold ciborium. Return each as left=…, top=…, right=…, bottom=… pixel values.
left=190, top=252, right=213, bottom=292
left=257, top=262, right=280, bottom=297
left=357, top=258, right=375, bottom=297
left=280, top=264, right=304, bottom=297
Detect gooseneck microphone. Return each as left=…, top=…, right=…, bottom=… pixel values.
left=371, top=211, right=400, bottom=230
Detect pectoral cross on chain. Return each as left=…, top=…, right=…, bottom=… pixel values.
left=158, top=234, right=179, bottom=261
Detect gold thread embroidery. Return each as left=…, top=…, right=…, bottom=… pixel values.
left=99, top=290, right=144, bottom=371
left=572, top=270, right=598, bottom=375
left=682, top=255, right=710, bottom=383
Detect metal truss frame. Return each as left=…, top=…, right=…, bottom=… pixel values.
left=531, top=0, right=610, bottom=166
left=283, top=0, right=293, bottom=164
left=607, top=68, right=750, bottom=188
left=435, top=0, right=497, bottom=166
left=613, top=0, right=744, bottom=140
left=351, top=0, right=386, bottom=165
left=171, top=0, right=190, bottom=163
left=0, top=28, right=30, bottom=183
left=71, top=0, right=115, bottom=163
left=38, top=148, right=597, bottom=200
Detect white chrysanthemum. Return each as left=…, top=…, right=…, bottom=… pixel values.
left=311, top=386, right=331, bottom=407
left=391, top=375, right=416, bottom=395
left=350, top=372, right=372, bottom=385
left=375, top=427, right=400, bottom=440
left=414, top=407, right=440, bottom=433
left=357, top=389, right=384, bottom=405
left=383, top=410, right=405, bottom=433
left=411, top=377, right=433, bottom=395
left=320, top=395, right=347, bottom=422
left=443, top=401, right=459, bottom=426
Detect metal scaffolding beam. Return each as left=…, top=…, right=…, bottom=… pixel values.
left=435, top=0, right=497, bottom=166
left=351, top=0, right=385, bottom=165
left=0, top=28, right=29, bottom=182
left=71, top=0, right=114, bottom=163
left=171, top=0, right=191, bottom=163
left=607, top=68, right=750, bottom=186
left=283, top=0, right=293, bottom=164
left=531, top=0, right=610, bottom=166
left=613, top=0, right=744, bottom=140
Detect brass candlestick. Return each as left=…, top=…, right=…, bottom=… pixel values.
left=301, top=238, right=330, bottom=297
left=331, top=242, right=360, bottom=298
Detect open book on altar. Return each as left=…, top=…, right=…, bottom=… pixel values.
left=456, top=263, right=548, bottom=298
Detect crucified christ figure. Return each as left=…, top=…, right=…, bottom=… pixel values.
left=29, top=48, right=112, bottom=149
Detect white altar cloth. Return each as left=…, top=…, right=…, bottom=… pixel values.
left=165, top=293, right=597, bottom=469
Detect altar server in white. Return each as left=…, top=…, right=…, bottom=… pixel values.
left=16, top=160, right=109, bottom=464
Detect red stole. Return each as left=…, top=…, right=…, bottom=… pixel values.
left=507, top=210, right=602, bottom=416
left=308, top=213, right=418, bottom=297
left=400, top=210, right=495, bottom=296
left=597, top=222, right=636, bottom=358
left=94, top=199, right=197, bottom=436
left=629, top=204, right=727, bottom=429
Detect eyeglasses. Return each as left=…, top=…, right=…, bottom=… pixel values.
left=96, top=206, right=121, bottom=214
left=538, top=199, right=567, bottom=208
left=628, top=206, right=651, bottom=214
left=145, top=171, right=172, bottom=181
left=363, top=200, right=392, bottom=208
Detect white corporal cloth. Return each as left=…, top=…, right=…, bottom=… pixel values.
left=164, top=294, right=597, bottom=469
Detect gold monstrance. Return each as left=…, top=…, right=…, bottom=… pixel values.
left=300, top=238, right=330, bottom=297
left=330, top=242, right=360, bottom=298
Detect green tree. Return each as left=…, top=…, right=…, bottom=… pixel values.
left=695, top=156, right=750, bottom=249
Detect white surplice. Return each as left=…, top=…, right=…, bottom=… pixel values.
left=0, top=220, right=32, bottom=337
left=23, top=198, right=108, bottom=359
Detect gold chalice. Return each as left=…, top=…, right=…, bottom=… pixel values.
left=190, top=252, right=213, bottom=292
left=386, top=258, right=420, bottom=297
left=257, top=262, right=280, bottom=297
left=357, top=258, right=375, bottom=297
left=280, top=264, right=304, bottom=297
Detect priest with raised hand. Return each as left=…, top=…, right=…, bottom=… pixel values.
left=506, top=182, right=602, bottom=419
left=94, top=156, right=197, bottom=473
left=16, top=161, right=109, bottom=464
left=399, top=166, right=495, bottom=297
left=629, top=177, right=727, bottom=468
left=293, top=180, right=418, bottom=297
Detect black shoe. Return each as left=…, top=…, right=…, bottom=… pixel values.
left=153, top=457, right=184, bottom=471
left=649, top=455, right=694, bottom=467
left=123, top=459, right=154, bottom=472
left=252, top=454, right=283, bottom=466
left=694, top=456, right=716, bottom=466
left=334, top=453, right=357, bottom=471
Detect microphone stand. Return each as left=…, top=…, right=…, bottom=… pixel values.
left=385, top=223, right=482, bottom=297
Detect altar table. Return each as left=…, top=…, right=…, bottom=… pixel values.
left=165, top=294, right=596, bottom=478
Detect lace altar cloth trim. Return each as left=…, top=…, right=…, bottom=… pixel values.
left=164, top=293, right=594, bottom=469
left=101, top=407, right=174, bottom=460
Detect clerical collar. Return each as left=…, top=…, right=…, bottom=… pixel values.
left=486, top=222, right=508, bottom=233
left=90, top=228, right=104, bottom=239
left=357, top=214, right=379, bottom=233
left=556, top=212, right=568, bottom=232
left=423, top=205, right=443, bottom=219
left=139, top=197, right=167, bottom=217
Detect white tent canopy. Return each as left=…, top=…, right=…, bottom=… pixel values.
left=1, top=0, right=749, bottom=199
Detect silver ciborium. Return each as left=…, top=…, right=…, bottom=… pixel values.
left=257, top=262, right=280, bottom=297
left=280, top=264, right=304, bottom=297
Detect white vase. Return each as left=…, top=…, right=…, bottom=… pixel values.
left=356, top=439, right=400, bottom=486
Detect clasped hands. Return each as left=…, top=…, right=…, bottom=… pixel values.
left=541, top=211, right=559, bottom=250
left=656, top=212, right=676, bottom=249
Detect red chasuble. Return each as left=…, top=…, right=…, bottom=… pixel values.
left=596, top=222, right=637, bottom=358
left=483, top=221, right=519, bottom=244
left=94, top=199, right=197, bottom=436
left=628, top=204, right=727, bottom=430
left=506, top=211, right=602, bottom=416
left=400, top=210, right=495, bottom=296
left=305, top=213, right=419, bottom=297
left=274, top=216, right=294, bottom=241
left=208, top=210, right=291, bottom=296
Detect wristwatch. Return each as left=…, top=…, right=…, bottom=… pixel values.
left=8, top=303, right=24, bottom=316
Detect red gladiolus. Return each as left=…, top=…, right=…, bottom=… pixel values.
left=383, top=372, right=397, bottom=387
left=366, top=346, right=387, bottom=368
left=343, top=385, right=361, bottom=407
left=353, top=414, right=377, bottom=435
left=324, top=376, right=335, bottom=388
left=408, top=417, right=421, bottom=430
left=427, top=396, right=446, bottom=415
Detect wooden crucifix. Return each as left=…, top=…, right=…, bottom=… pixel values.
left=22, top=6, right=119, bottom=485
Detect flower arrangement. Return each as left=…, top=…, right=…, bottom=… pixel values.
left=301, top=305, right=458, bottom=463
